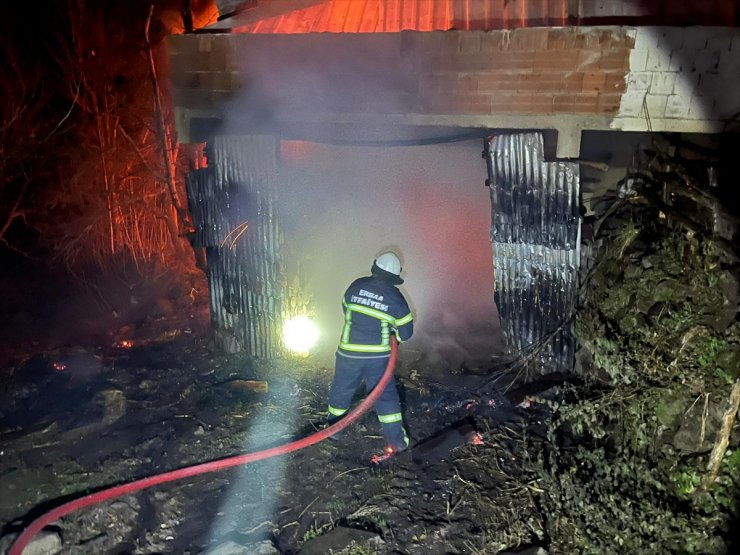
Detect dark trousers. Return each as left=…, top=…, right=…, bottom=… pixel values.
left=328, top=353, right=408, bottom=450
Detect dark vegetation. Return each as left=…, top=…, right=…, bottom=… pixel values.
left=1, top=0, right=205, bottom=368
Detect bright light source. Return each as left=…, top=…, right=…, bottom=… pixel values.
left=283, top=315, right=320, bottom=354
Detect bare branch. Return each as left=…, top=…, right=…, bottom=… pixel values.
left=42, top=78, right=82, bottom=142
left=700, top=380, right=740, bottom=491
left=117, top=123, right=168, bottom=183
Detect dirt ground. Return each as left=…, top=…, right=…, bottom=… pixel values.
left=0, top=301, right=554, bottom=554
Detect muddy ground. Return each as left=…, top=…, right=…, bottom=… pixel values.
left=0, top=291, right=554, bottom=554
left=2, top=175, right=740, bottom=554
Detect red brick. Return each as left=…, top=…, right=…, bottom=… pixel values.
left=490, top=92, right=518, bottom=110
left=597, top=29, right=634, bottom=50
left=599, top=51, right=630, bottom=71
left=533, top=50, right=583, bottom=71
left=475, top=70, right=582, bottom=93
left=475, top=71, right=538, bottom=90
left=480, top=31, right=509, bottom=52
left=425, top=92, right=493, bottom=114
left=438, top=31, right=462, bottom=53
left=575, top=50, right=603, bottom=71
left=420, top=72, right=475, bottom=94
left=582, top=33, right=602, bottom=50
left=492, top=93, right=554, bottom=114
left=597, top=93, right=622, bottom=114
left=512, top=92, right=554, bottom=108
left=582, top=71, right=607, bottom=92
left=547, top=29, right=568, bottom=50
left=458, top=33, right=482, bottom=53
left=522, top=95, right=556, bottom=113
left=604, top=72, right=628, bottom=92
left=560, top=29, right=600, bottom=50
left=562, top=72, right=586, bottom=90
left=463, top=94, right=495, bottom=114
left=552, top=93, right=600, bottom=113
left=510, top=28, right=550, bottom=51
left=439, top=51, right=539, bottom=71
left=532, top=73, right=583, bottom=92
left=457, top=73, right=479, bottom=92
left=560, top=29, right=585, bottom=50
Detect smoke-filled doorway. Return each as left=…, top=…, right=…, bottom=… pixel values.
left=278, top=138, right=503, bottom=372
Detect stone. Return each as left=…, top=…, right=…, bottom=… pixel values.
left=224, top=379, right=269, bottom=394
left=665, top=94, right=691, bottom=119
left=629, top=49, right=648, bottom=72
left=214, top=328, right=241, bottom=354
left=16, top=529, right=63, bottom=555
left=250, top=541, right=280, bottom=554
left=717, top=348, right=740, bottom=380
left=617, top=90, right=646, bottom=117
left=672, top=398, right=724, bottom=454
left=627, top=71, right=652, bottom=91
left=299, top=526, right=383, bottom=555
left=650, top=73, right=677, bottom=95
left=93, top=388, right=127, bottom=425
left=200, top=540, right=251, bottom=555
left=500, top=547, right=548, bottom=555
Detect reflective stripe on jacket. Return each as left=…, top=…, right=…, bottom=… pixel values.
left=337, top=275, right=413, bottom=357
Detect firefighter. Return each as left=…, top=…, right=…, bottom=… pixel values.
left=326, top=252, right=414, bottom=453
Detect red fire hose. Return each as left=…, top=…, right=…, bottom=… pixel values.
left=9, top=339, right=398, bottom=555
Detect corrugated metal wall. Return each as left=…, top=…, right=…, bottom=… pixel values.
left=485, top=133, right=580, bottom=375
left=186, top=135, right=283, bottom=358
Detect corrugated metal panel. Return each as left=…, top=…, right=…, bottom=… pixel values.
left=485, top=133, right=580, bottom=376
left=217, top=0, right=740, bottom=32
left=232, top=0, right=571, bottom=33
left=186, top=135, right=283, bottom=358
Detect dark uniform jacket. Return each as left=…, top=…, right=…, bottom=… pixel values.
left=337, top=275, right=414, bottom=358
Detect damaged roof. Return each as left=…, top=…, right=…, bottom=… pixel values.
left=209, top=0, right=739, bottom=33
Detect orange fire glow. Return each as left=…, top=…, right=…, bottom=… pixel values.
left=280, top=140, right=318, bottom=164
left=468, top=432, right=484, bottom=445
left=220, top=221, right=250, bottom=251
left=371, top=445, right=397, bottom=464
left=161, top=0, right=219, bottom=34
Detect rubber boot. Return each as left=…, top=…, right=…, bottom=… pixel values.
left=326, top=416, right=345, bottom=441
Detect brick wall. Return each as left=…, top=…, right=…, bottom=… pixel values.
left=168, top=27, right=631, bottom=120
left=167, top=25, right=740, bottom=155
left=405, top=28, right=630, bottom=116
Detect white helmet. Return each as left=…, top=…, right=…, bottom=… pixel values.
left=373, top=252, right=403, bottom=284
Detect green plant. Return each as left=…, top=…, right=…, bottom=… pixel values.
left=670, top=467, right=701, bottom=496
left=302, top=521, right=331, bottom=542
left=346, top=546, right=379, bottom=555
left=697, top=337, right=725, bottom=369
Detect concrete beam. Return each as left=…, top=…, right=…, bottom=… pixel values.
left=555, top=125, right=583, bottom=159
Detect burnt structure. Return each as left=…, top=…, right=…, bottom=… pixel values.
left=187, top=135, right=283, bottom=357
left=485, top=133, right=580, bottom=374
left=171, top=1, right=740, bottom=369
